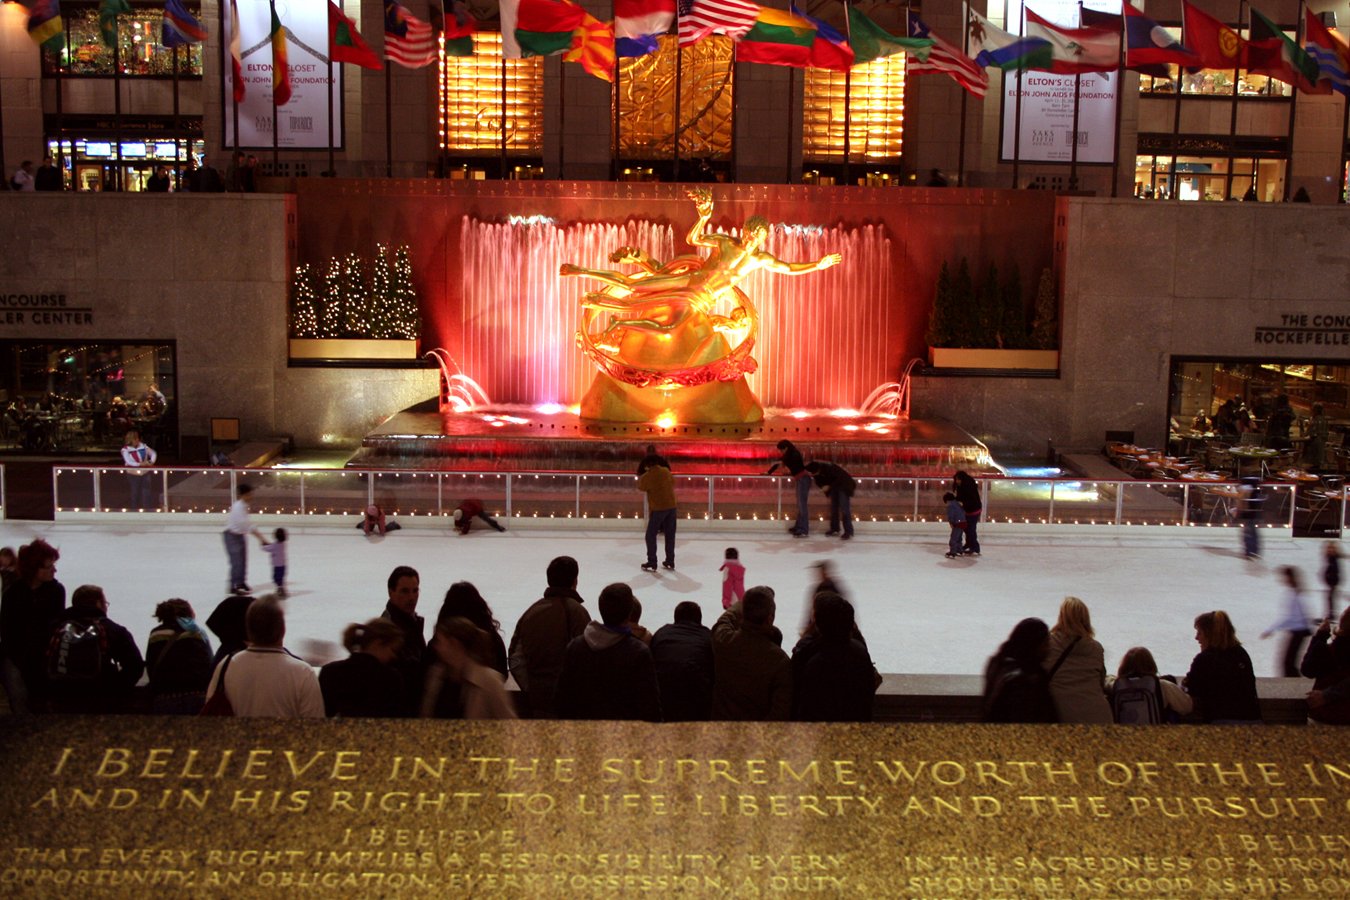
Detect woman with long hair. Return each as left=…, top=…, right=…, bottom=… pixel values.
left=1185, top=611, right=1261, bottom=723
left=982, top=618, right=1056, bottom=723
left=424, top=616, right=516, bottom=720
left=0, top=539, right=65, bottom=714
left=1046, top=597, right=1112, bottom=723
left=435, top=582, right=507, bottom=675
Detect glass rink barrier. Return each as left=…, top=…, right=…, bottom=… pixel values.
left=48, top=467, right=1345, bottom=534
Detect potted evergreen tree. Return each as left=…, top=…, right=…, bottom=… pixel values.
left=288, top=244, right=422, bottom=362
left=927, top=261, right=1059, bottom=372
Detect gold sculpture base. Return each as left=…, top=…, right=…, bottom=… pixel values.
left=580, top=373, right=764, bottom=425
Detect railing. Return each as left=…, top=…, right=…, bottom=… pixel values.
left=50, top=466, right=1348, bottom=533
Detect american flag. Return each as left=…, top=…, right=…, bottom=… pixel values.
left=907, top=13, right=988, bottom=99
left=384, top=0, right=438, bottom=68
left=677, top=0, right=759, bottom=47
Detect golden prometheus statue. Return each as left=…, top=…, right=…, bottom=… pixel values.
left=563, top=188, right=841, bottom=425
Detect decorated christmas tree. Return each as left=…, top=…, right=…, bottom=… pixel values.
left=1031, top=267, right=1059, bottom=350
left=336, top=252, right=366, bottom=336
left=319, top=257, right=344, bottom=337
left=366, top=244, right=394, bottom=339
left=288, top=263, right=323, bottom=337
left=388, top=245, right=421, bottom=339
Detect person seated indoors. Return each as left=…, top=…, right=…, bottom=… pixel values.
left=1107, top=646, right=1193, bottom=724
left=145, top=599, right=214, bottom=714
left=357, top=504, right=400, bottom=536
left=319, top=619, right=407, bottom=718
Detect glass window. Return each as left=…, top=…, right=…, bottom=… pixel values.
left=615, top=35, right=735, bottom=162
left=1134, top=154, right=1285, bottom=201
left=1137, top=26, right=1291, bottom=97
left=46, top=3, right=204, bottom=77
left=802, top=53, right=907, bottom=164
left=440, top=33, right=543, bottom=156
left=0, top=341, right=177, bottom=454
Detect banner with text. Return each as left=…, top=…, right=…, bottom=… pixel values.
left=999, top=0, right=1121, bottom=165
left=222, top=0, right=344, bottom=150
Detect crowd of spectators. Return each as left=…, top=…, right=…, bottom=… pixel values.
left=1, top=537, right=1347, bottom=725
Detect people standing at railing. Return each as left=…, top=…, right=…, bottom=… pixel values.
left=767, top=440, right=812, bottom=537
left=1260, top=566, right=1313, bottom=677
left=952, top=471, right=983, bottom=556
left=222, top=484, right=262, bottom=595
left=120, top=430, right=157, bottom=511
left=636, top=443, right=670, bottom=476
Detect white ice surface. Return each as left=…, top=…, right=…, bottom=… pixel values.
left=1, top=517, right=1337, bottom=682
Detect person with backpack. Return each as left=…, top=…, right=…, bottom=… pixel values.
left=145, top=599, right=214, bottom=714
left=1109, top=647, right=1193, bottom=724
left=45, top=585, right=144, bottom=714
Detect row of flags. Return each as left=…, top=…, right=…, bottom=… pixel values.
left=10, top=0, right=1349, bottom=101
left=965, top=0, right=1348, bottom=97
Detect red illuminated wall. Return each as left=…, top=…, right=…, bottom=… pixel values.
left=293, top=180, right=1055, bottom=408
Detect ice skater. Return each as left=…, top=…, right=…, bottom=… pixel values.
left=1260, top=566, right=1313, bottom=677
left=767, top=440, right=812, bottom=537
left=257, top=528, right=288, bottom=598
left=943, top=492, right=966, bottom=559
left=720, top=548, right=745, bottom=608
left=1322, top=542, right=1341, bottom=620
left=452, top=499, right=506, bottom=535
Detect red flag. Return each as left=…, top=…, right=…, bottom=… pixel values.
left=1181, top=0, right=1246, bottom=70
left=329, top=1, right=383, bottom=69
left=229, top=0, right=245, bottom=102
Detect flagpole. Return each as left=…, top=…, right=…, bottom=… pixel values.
left=1099, top=1, right=1123, bottom=197
left=270, top=0, right=280, bottom=176
left=957, top=2, right=969, bottom=186
left=327, top=44, right=336, bottom=177
left=500, top=60, right=508, bottom=178
left=674, top=39, right=683, bottom=182
left=228, top=0, right=241, bottom=166
left=113, top=11, right=124, bottom=191
left=613, top=54, right=622, bottom=180
left=1341, top=94, right=1349, bottom=203
left=386, top=62, right=395, bottom=177
left=1069, top=72, right=1081, bottom=190
left=1011, top=1, right=1025, bottom=190
left=1282, top=0, right=1305, bottom=201
left=1171, top=6, right=1186, bottom=200
left=1224, top=0, right=1244, bottom=201
left=785, top=66, right=795, bottom=184
left=842, top=67, right=852, bottom=186
left=172, top=47, right=182, bottom=190
left=558, top=59, right=567, bottom=179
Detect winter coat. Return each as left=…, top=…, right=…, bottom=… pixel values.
left=555, top=623, right=661, bottom=721
left=650, top=620, right=714, bottom=721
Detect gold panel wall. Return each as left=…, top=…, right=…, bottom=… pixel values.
left=802, top=55, right=906, bottom=163
left=615, top=36, right=735, bottom=160
left=439, top=33, right=544, bottom=154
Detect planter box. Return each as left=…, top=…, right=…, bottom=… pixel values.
left=928, top=347, right=1059, bottom=372
left=289, top=338, right=419, bottom=361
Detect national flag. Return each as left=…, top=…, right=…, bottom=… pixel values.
left=99, top=0, right=130, bottom=49
left=514, top=0, right=585, bottom=57
left=846, top=6, right=931, bottom=66
left=1118, top=4, right=1198, bottom=77
left=1304, top=8, right=1349, bottom=96
left=271, top=5, right=292, bottom=106
left=967, top=8, right=1052, bottom=71
left=1246, top=7, right=1323, bottom=93
left=162, top=0, right=208, bottom=48
left=615, top=0, right=674, bottom=57
left=677, top=0, right=759, bottom=48
left=1181, top=0, right=1245, bottom=71
left=563, top=8, right=616, bottom=81
left=789, top=5, right=853, bottom=71
left=1023, top=7, right=1118, bottom=74
left=24, top=0, right=65, bottom=52
left=907, top=12, right=988, bottom=98
left=735, top=6, right=817, bottom=69
left=441, top=0, right=476, bottom=57
left=328, top=1, right=383, bottom=69
left=384, top=1, right=438, bottom=67
left=228, top=0, right=244, bottom=101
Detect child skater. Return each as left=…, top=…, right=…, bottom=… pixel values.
left=720, top=548, right=745, bottom=609
left=257, top=527, right=288, bottom=598
left=1323, top=542, right=1342, bottom=621
left=943, top=492, right=967, bottom=559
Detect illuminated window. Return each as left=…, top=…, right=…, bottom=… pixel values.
left=45, top=3, right=204, bottom=76
left=803, top=54, right=906, bottom=164
left=440, top=33, right=544, bottom=155
left=1134, top=154, right=1287, bottom=201
left=1136, top=26, right=1291, bottom=97
left=615, top=35, right=735, bottom=160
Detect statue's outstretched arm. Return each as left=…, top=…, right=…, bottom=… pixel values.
left=609, top=246, right=664, bottom=274
left=757, top=251, right=843, bottom=275
left=684, top=187, right=716, bottom=249
left=560, top=263, right=634, bottom=289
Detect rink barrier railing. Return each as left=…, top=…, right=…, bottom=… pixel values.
left=48, top=466, right=1348, bottom=533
